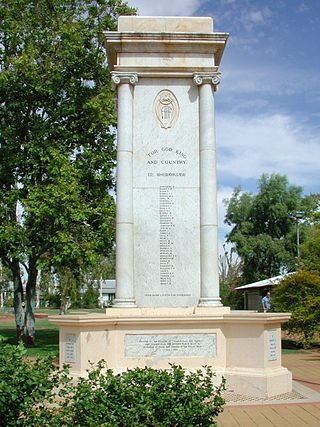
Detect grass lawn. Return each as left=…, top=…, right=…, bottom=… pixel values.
left=0, top=308, right=106, bottom=358
left=0, top=317, right=59, bottom=358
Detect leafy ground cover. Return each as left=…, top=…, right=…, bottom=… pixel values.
left=0, top=344, right=226, bottom=427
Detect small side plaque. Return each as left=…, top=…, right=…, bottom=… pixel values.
left=65, top=334, right=76, bottom=363
left=268, top=329, right=278, bottom=361
left=126, top=334, right=216, bottom=358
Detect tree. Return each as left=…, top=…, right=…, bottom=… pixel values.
left=272, top=270, right=320, bottom=347
left=0, top=260, right=13, bottom=308
left=301, top=224, right=320, bottom=273
left=219, top=245, right=243, bottom=308
left=0, top=0, right=136, bottom=344
left=224, top=173, right=317, bottom=283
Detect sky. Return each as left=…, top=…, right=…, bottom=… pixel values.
left=126, top=0, right=320, bottom=246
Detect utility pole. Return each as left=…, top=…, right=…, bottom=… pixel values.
left=289, top=211, right=304, bottom=263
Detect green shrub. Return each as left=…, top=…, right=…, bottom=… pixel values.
left=1, top=345, right=225, bottom=426
left=272, top=270, right=320, bottom=347
left=0, top=343, right=61, bottom=427
left=36, top=362, right=225, bottom=427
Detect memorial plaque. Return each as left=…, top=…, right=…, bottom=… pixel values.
left=133, top=80, right=200, bottom=307
left=267, top=329, right=278, bottom=361
left=65, top=334, right=76, bottom=363
left=126, top=334, right=216, bottom=358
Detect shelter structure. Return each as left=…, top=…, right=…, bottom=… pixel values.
left=235, top=274, right=293, bottom=311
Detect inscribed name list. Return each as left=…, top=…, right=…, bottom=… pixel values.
left=133, top=79, right=200, bottom=307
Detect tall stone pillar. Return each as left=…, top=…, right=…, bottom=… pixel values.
left=111, top=72, right=138, bottom=307
left=194, top=73, right=222, bottom=307
left=105, top=17, right=229, bottom=308
left=49, top=17, right=293, bottom=401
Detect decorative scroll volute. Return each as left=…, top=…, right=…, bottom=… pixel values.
left=111, top=72, right=138, bottom=89
left=193, top=72, right=221, bottom=91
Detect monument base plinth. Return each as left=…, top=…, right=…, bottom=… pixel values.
left=49, top=308, right=292, bottom=398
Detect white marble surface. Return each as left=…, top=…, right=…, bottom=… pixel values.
left=64, top=334, right=76, bottom=363
left=268, top=329, right=278, bottom=361
left=118, top=16, right=214, bottom=33
left=107, top=21, right=228, bottom=309
left=119, top=52, right=214, bottom=68
left=197, top=78, right=221, bottom=306
left=114, top=76, right=136, bottom=307
left=125, top=334, right=217, bottom=358
left=133, top=79, right=200, bottom=307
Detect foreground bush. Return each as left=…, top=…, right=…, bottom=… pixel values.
left=1, top=344, right=225, bottom=426
left=0, top=343, right=60, bottom=427
left=50, top=362, right=226, bottom=427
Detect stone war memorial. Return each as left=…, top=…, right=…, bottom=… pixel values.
left=50, top=16, right=292, bottom=398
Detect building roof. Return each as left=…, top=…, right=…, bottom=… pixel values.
left=235, top=273, right=294, bottom=291
left=93, top=279, right=116, bottom=292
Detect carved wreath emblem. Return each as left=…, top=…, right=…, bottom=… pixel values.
left=154, top=90, right=179, bottom=129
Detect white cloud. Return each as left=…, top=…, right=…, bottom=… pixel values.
left=216, top=113, right=320, bottom=190
left=221, top=64, right=320, bottom=99
left=127, top=0, right=202, bottom=16
left=240, top=7, right=272, bottom=30
left=298, top=3, right=309, bottom=13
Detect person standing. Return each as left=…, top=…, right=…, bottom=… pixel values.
left=262, top=291, right=271, bottom=312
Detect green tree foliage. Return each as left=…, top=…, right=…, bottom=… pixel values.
left=224, top=173, right=316, bottom=283
left=301, top=225, right=320, bottom=273
left=272, top=270, right=320, bottom=347
left=0, top=0, right=136, bottom=344
left=56, top=265, right=81, bottom=312
left=81, top=283, right=99, bottom=308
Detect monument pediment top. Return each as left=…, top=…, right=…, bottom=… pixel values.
left=117, top=16, right=214, bottom=33
left=105, top=15, right=228, bottom=70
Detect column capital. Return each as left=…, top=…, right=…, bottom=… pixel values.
left=193, top=72, right=221, bottom=91
left=111, top=72, right=138, bottom=89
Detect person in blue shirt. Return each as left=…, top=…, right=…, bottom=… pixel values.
left=262, top=291, right=271, bottom=312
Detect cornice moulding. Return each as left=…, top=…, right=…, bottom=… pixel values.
left=105, top=31, right=229, bottom=69
left=112, top=66, right=219, bottom=79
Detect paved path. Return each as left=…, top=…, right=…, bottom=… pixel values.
left=218, top=403, right=320, bottom=427
left=217, top=349, right=320, bottom=427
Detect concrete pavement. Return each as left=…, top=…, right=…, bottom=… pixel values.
left=217, top=349, right=320, bottom=427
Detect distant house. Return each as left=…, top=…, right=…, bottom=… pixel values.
left=98, top=280, right=116, bottom=306
left=0, top=281, right=13, bottom=308
left=235, top=274, right=294, bottom=311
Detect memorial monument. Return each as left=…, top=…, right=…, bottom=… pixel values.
left=50, top=16, right=292, bottom=398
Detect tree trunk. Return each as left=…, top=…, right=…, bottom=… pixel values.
left=12, top=259, right=25, bottom=341
left=25, top=262, right=37, bottom=347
